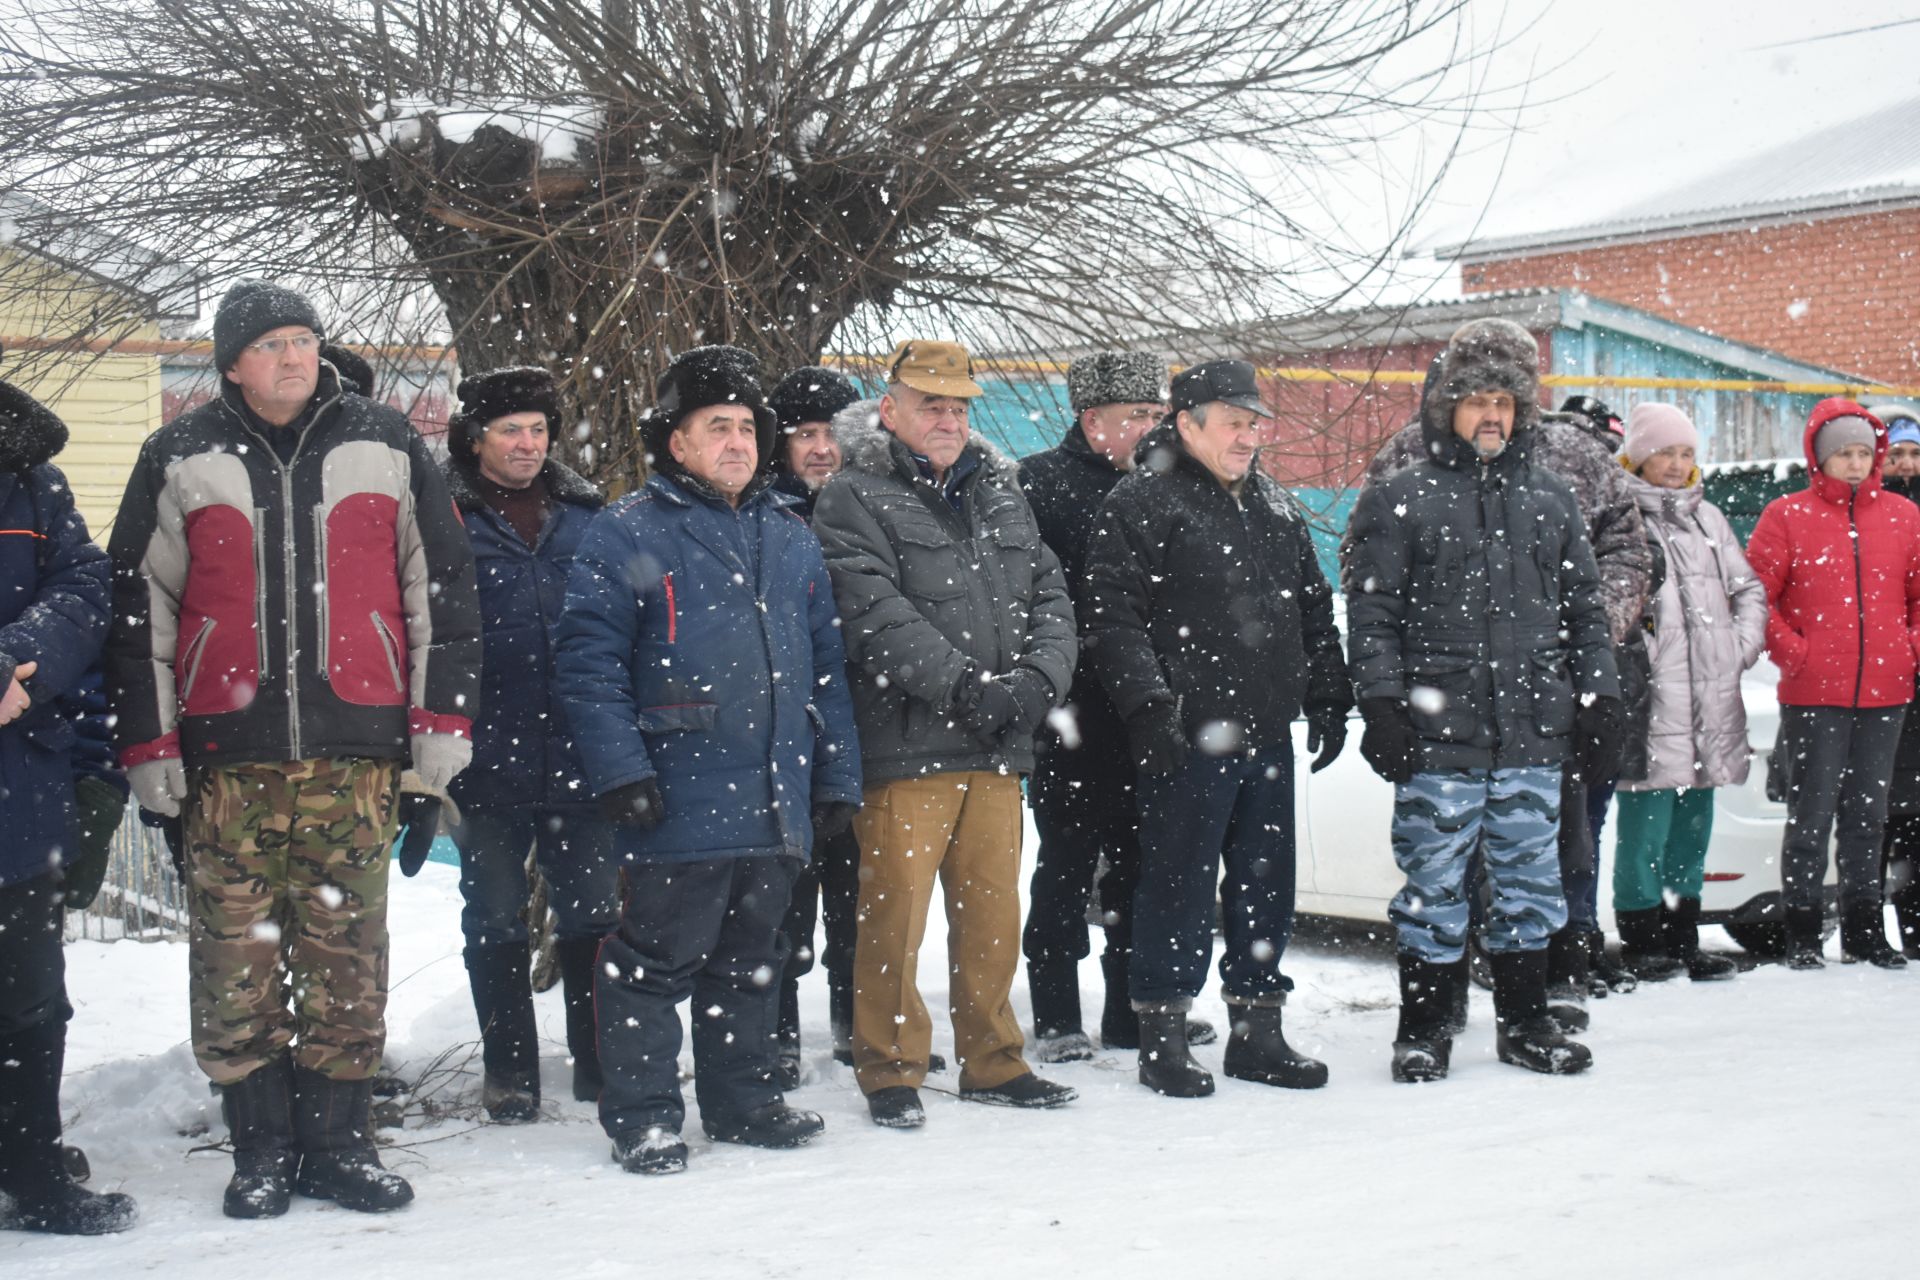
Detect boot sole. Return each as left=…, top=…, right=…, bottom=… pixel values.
left=1138, top=1071, right=1215, bottom=1098
left=704, top=1125, right=824, bottom=1150
left=292, top=1180, right=415, bottom=1212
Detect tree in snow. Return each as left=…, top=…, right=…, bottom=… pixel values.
left=1, top=0, right=1493, bottom=485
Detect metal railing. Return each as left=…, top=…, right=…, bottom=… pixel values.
left=64, top=799, right=189, bottom=941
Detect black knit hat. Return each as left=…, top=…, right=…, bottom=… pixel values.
left=769, top=366, right=859, bottom=434
left=0, top=379, right=69, bottom=473
left=1067, top=352, right=1166, bottom=413
left=451, top=366, right=561, bottom=468
left=320, top=344, right=375, bottom=397
left=642, top=345, right=777, bottom=469
left=212, top=280, right=324, bottom=372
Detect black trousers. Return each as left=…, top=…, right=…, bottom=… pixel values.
left=596, top=855, right=798, bottom=1138
left=1023, top=754, right=1141, bottom=970
left=0, top=873, right=70, bottom=1188
left=1779, top=705, right=1906, bottom=913
left=777, top=827, right=859, bottom=987
left=0, top=873, right=67, bottom=1038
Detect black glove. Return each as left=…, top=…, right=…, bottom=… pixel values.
left=1358, top=697, right=1420, bottom=784
left=1128, top=701, right=1190, bottom=777
left=140, top=807, right=185, bottom=881
left=394, top=792, right=442, bottom=878
left=1573, top=695, right=1625, bottom=784
left=1305, top=703, right=1348, bottom=774
left=961, top=675, right=1023, bottom=747
left=812, top=800, right=858, bottom=839
left=600, top=778, right=666, bottom=829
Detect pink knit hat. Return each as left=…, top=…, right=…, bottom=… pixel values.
left=1623, top=402, right=1698, bottom=468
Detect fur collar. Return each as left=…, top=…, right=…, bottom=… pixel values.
left=0, top=381, right=69, bottom=473
left=445, top=455, right=603, bottom=511
left=835, top=405, right=1018, bottom=486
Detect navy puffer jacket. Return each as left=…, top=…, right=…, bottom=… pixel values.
left=445, top=456, right=603, bottom=812
left=555, top=470, right=862, bottom=863
left=0, top=382, right=112, bottom=888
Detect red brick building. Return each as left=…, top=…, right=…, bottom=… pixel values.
left=1428, top=95, right=1920, bottom=384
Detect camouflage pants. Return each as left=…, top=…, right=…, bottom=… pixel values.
left=184, top=758, right=398, bottom=1086
left=1389, top=767, right=1566, bottom=963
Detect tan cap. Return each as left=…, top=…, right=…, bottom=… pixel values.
left=883, top=339, right=984, bottom=398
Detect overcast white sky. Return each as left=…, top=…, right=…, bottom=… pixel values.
left=1354, top=0, right=1920, bottom=301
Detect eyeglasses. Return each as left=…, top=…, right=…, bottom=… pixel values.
left=246, top=333, right=321, bottom=358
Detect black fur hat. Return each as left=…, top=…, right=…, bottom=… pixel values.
left=212, top=280, right=324, bottom=372
left=0, top=380, right=70, bottom=473
left=642, top=345, right=777, bottom=470
left=321, top=343, right=376, bottom=398
left=451, top=366, right=561, bottom=468
left=769, top=366, right=859, bottom=434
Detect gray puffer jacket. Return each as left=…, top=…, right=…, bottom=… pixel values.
left=813, top=414, right=1076, bottom=786
left=1619, top=471, right=1767, bottom=792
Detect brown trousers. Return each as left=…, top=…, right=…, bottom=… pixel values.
left=851, top=772, right=1030, bottom=1093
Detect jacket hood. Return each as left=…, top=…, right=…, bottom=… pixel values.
left=837, top=399, right=1018, bottom=485
left=0, top=380, right=69, bottom=472
left=1802, top=396, right=1886, bottom=506
left=445, top=453, right=602, bottom=512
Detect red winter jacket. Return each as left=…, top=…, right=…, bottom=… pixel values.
left=1746, top=397, right=1920, bottom=709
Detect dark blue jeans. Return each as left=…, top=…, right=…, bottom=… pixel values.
left=449, top=807, right=621, bottom=946
left=596, top=855, right=799, bottom=1138
left=1130, top=745, right=1296, bottom=1006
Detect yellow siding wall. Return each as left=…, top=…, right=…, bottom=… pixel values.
left=0, top=248, right=164, bottom=541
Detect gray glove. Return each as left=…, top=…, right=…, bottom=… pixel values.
left=410, top=732, right=473, bottom=794
left=128, top=758, right=188, bottom=818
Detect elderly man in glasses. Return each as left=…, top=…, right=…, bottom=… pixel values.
left=813, top=339, right=1080, bottom=1128
left=105, top=280, right=481, bottom=1217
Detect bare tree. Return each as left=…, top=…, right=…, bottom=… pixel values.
left=1, top=0, right=1489, bottom=483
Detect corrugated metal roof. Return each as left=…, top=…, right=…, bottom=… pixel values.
left=1429, top=93, right=1920, bottom=260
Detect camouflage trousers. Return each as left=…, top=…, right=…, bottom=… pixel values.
left=1389, top=767, right=1566, bottom=963
left=184, top=757, right=398, bottom=1086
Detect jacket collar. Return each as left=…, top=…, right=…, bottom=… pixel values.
left=645, top=467, right=784, bottom=512
left=836, top=405, right=1017, bottom=488
left=445, top=455, right=602, bottom=513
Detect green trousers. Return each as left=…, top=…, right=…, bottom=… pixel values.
left=1612, top=787, right=1714, bottom=912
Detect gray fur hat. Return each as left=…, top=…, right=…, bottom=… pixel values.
left=1425, top=317, right=1540, bottom=434
left=1066, top=352, right=1166, bottom=414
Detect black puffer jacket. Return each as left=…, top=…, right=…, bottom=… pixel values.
left=1342, top=396, right=1620, bottom=772
left=1019, top=424, right=1132, bottom=775
left=1082, top=422, right=1350, bottom=749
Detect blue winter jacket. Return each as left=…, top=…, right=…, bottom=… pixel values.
left=0, top=463, right=112, bottom=888
left=444, top=457, right=604, bottom=813
left=555, top=470, right=862, bottom=863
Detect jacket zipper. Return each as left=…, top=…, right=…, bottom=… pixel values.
left=1849, top=488, right=1866, bottom=710
left=370, top=611, right=405, bottom=693
left=252, top=510, right=270, bottom=678
left=313, top=507, right=330, bottom=678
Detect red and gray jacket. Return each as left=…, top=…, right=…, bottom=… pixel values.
left=105, top=367, right=482, bottom=769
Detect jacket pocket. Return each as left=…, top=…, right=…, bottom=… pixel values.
left=638, top=702, right=719, bottom=735
left=1529, top=652, right=1575, bottom=737
left=1406, top=654, right=1480, bottom=742
left=370, top=612, right=406, bottom=695
left=179, top=617, right=216, bottom=709
left=894, top=521, right=968, bottom=602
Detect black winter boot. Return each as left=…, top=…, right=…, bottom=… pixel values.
left=1839, top=900, right=1907, bottom=969
left=1614, top=907, right=1683, bottom=982
left=1896, top=889, right=1920, bottom=959
left=464, top=942, right=541, bottom=1122
left=1784, top=906, right=1827, bottom=970
left=828, top=968, right=854, bottom=1066
left=704, top=1101, right=825, bottom=1149
left=554, top=936, right=604, bottom=1102
left=1135, top=1003, right=1214, bottom=1098
left=1545, top=927, right=1591, bottom=1002
left=1584, top=930, right=1638, bottom=994
left=1222, top=998, right=1328, bottom=1090
left=1028, top=957, right=1094, bottom=1062
left=1664, top=897, right=1737, bottom=981
left=292, top=1070, right=414, bottom=1212
left=1491, top=949, right=1592, bottom=1076
left=613, top=1125, right=688, bottom=1174
left=775, top=976, right=804, bottom=1090
left=1440, top=956, right=1471, bottom=1036
left=0, top=1020, right=136, bottom=1235
left=1391, top=954, right=1454, bottom=1084
left=220, top=1055, right=296, bottom=1219
left=1098, top=950, right=1140, bottom=1049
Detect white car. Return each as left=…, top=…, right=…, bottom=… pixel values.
left=1292, top=660, right=1834, bottom=956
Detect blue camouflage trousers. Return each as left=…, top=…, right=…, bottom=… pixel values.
left=1390, top=767, right=1567, bottom=963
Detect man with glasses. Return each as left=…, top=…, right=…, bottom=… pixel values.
left=1016, top=352, right=1218, bottom=1061
left=106, top=280, right=481, bottom=1216
left=813, top=339, right=1079, bottom=1128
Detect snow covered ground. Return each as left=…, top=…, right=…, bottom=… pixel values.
left=13, top=855, right=1917, bottom=1277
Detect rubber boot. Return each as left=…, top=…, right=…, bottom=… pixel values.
left=1135, top=1003, right=1213, bottom=1098
left=554, top=936, right=604, bottom=1102
left=1584, top=929, right=1638, bottom=994
left=1099, top=950, right=1140, bottom=1050
left=220, top=1054, right=296, bottom=1219
left=1221, top=997, right=1327, bottom=1090
left=1784, top=905, right=1826, bottom=970
left=1028, top=957, right=1093, bottom=1063
left=1614, top=907, right=1683, bottom=982
left=1391, top=953, right=1454, bottom=1084
left=1664, top=897, right=1737, bottom=981
left=1440, top=956, right=1471, bottom=1037
left=1491, top=949, right=1592, bottom=1075
left=0, top=1020, right=136, bottom=1235
left=1839, top=900, right=1907, bottom=969
left=464, top=942, right=540, bottom=1121
left=292, top=1069, right=414, bottom=1212
left=1545, top=927, right=1591, bottom=1003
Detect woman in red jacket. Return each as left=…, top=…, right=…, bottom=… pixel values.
left=1747, top=398, right=1920, bottom=970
